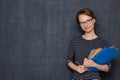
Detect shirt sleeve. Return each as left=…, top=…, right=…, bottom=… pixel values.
left=66, top=39, right=75, bottom=64
left=101, top=38, right=112, bottom=72
left=103, top=38, right=112, bottom=71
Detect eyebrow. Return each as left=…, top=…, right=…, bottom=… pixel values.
left=80, top=18, right=93, bottom=23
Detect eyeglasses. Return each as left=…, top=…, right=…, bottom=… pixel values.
left=80, top=18, right=93, bottom=27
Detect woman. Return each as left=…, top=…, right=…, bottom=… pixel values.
left=66, top=8, right=110, bottom=80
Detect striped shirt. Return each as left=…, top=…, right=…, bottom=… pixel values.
left=66, top=36, right=108, bottom=80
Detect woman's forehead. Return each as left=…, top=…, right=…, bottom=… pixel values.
left=78, top=14, right=92, bottom=22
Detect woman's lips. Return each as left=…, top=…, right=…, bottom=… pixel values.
left=84, top=26, right=90, bottom=30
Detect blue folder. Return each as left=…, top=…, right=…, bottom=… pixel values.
left=88, top=47, right=120, bottom=71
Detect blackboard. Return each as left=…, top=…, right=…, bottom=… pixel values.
left=0, top=0, right=120, bottom=80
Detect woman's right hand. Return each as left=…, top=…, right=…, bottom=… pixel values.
left=76, top=65, right=88, bottom=74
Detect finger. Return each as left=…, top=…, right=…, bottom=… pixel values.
left=84, top=58, right=87, bottom=61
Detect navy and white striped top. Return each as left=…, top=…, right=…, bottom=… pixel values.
left=66, top=36, right=108, bottom=79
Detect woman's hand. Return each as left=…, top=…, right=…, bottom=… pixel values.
left=83, top=58, right=109, bottom=72
left=76, top=65, right=88, bottom=74
left=83, top=58, right=97, bottom=67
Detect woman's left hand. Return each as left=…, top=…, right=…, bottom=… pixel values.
left=83, top=58, right=97, bottom=67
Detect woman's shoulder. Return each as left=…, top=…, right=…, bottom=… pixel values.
left=96, top=37, right=108, bottom=45
left=71, top=36, right=83, bottom=41
left=97, top=37, right=107, bottom=42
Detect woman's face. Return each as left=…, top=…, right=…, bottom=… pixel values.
left=78, top=14, right=96, bottom=33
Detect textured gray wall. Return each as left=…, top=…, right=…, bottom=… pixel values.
left=0, top=0, right=120, bottom=80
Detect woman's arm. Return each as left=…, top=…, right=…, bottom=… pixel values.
left=83, top=58, right=110, bottom=72
left=93, top=63, right=109, bottom=72
left=67, top=61, right=88, bottom=73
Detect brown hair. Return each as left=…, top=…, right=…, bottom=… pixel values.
left=76, top=8, right=96, bottom=24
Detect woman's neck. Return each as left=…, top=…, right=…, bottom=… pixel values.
left=82, top=32, right=98, bottom=40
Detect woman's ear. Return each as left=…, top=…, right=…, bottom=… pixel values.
left=93, top=18, right=96, bottom=23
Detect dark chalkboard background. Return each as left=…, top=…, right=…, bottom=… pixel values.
left=0, top=0, right=120, bottom=80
